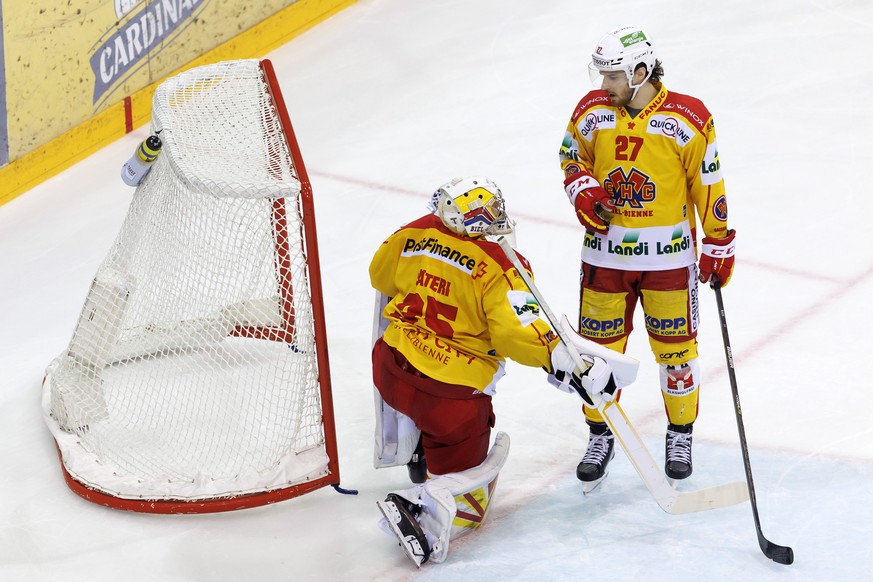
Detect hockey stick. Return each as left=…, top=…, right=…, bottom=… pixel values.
left=712, top=283, right=794, bottom=564
left=496, top=236, right=749, bottom=514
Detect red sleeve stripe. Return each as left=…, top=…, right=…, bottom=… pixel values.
left=571, top=90, right=612, bottom=124
left=662, top=91, right=711, bottom=132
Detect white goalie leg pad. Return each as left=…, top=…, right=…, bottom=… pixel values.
left=417, top=431, right=510, bottom=563
left=558, top=314, right=639, bottom=388
left=372, top=291, right=392, bottom=339
left=373, top=389, right=421, bottom=468
left=372, top=291, right=421, bottom=468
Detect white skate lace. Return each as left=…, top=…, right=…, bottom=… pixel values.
left=581, top=433, right=614, bottom=465
left=666, top=431, right=692, bottom=464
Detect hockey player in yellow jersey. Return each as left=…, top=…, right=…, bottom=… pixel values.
left=370, top=177, right=631, bottom=567
left=559, top=26, right=736, bottom=489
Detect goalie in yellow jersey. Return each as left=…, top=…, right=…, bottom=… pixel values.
left=559, top=26, right=737, bottom=490
left=370, top=177, right=627, bottom=567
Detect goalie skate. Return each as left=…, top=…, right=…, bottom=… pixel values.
left=377, top=494, right=432, bottom=568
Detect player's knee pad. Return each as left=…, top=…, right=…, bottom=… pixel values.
left=390, top=431, right=510, bottom=563
left=658, top=358, right=701, bottom=425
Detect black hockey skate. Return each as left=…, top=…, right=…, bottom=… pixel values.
left=407, top=437, right=427, bottom=484
left=377, top=493, right=432, bottom=568
left=576, top=421, right=615, bottom=493
left=665, top=423, right=693, bottom=481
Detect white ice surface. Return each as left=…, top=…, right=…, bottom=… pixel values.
left=2, top=1, right=873, bottom=580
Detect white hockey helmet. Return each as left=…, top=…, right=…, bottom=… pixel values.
left=588, top=26, right=656, bottom=91
left=429, top=176, right=512, bottom=238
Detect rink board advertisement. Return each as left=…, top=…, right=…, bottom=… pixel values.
left=1, top=0, right=300, bottom=162
left=0, top=0, right=354, bottom=206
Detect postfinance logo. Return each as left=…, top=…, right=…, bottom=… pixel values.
left=402, top=237, right=477, bottom=273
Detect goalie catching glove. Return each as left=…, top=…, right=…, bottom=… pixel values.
left=549, top=342, right=617, bottom=407
left=564, top=171, right=615, bottom=234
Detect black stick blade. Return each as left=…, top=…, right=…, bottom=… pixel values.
left=762, top=539, right=794, bottom=565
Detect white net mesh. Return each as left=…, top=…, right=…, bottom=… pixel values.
left=43, top=60, right=331, bottom=504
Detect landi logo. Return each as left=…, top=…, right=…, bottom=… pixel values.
left=90, top=0, right=211, bottom=106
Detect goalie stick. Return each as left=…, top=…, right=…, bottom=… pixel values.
left=495, top=236, right=749, bottom=515
left=713, top=283, right=794, bottom=564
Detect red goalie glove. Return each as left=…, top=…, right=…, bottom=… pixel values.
left=564, top=172, right=615, bottom=234
left=698, top=229, right=736, bottom=287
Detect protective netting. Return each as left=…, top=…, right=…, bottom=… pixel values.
left=42, top=60, right=330, bottom=503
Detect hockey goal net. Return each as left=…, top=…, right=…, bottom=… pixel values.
left=42, top=59, right=340, bottom=513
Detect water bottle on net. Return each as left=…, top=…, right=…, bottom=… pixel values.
left=120, top=134, right=162, bottom=187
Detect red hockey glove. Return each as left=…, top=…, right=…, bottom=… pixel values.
left=698, top=229, right=736, bottom=287
left=564, top=172, right=615, bottom=234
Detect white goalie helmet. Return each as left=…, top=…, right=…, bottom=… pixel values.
left=588, top=26, right=656, bottom=92
left=428, top=176, right=513, bottom=239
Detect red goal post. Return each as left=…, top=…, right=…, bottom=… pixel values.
left=42, top=59, right=341, bottom=513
